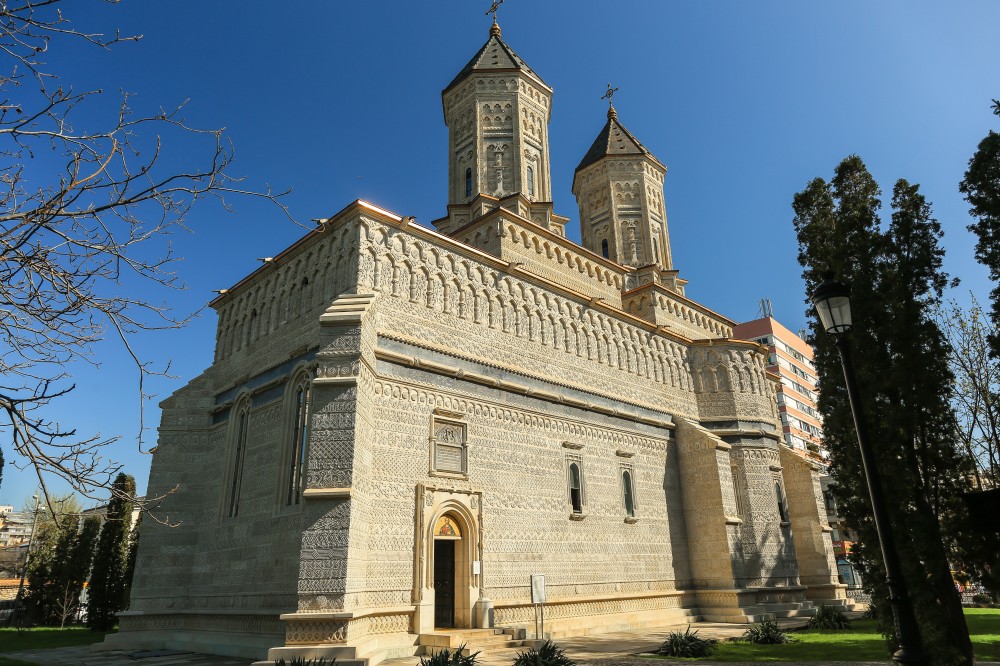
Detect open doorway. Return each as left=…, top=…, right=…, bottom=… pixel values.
left=433, top=513, right=462, bottom=628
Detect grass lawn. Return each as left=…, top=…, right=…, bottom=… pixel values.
left=0, top=626, right=110, bottom=653
left=649, top=608, right=1000, bottom=662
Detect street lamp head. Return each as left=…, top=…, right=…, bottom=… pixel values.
left=812, top=272, right=853, bottom=335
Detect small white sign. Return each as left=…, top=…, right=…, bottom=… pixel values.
left=473, top=560, right=481, bottom=575
left=530, top=574, right=546, bottom=604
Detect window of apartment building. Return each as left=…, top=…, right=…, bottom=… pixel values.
left=225, top=397, right=251, bottom=519
left=823, top=491, right=837, bottom=515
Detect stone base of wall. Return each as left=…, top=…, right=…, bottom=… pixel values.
left=494, top=591, right=698, bottom=640
left=694, top=586, right=813, bottom=623
left=110, top=588, right=819, bottom=665
left=263, top=608, right=417, bottom=666
left=106, top=611, right=285, bottom=660
left=263, top=632, right=418, bottom=666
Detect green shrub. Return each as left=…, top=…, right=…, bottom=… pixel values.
left=420, top=643, right=479, bottom=666
left=863, top=601, right=877, bottom=619
left=807, top=604, right=851, bottom=629
left=655, top=626, right=718, bottom=658
left=742, top=619, right=792, bottom=644
left=512, top=640, right=575, bottom=666
left=972, top=593, right=992, bottom=605
left=275, top=658, right=336, bottom=666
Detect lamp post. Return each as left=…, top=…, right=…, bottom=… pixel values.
left=812, top=273, right=927, bottom=665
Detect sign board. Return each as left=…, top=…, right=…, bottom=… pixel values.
left=473, top=560, right=481, bottom=575
left=530, top=574, right=546, bottom=604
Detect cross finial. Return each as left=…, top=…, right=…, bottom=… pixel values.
left=486, top=0, right=504, bottom=23
left=601, top=83, right=620, bottom=119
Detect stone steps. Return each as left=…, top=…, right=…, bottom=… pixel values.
left=761, top=600, right=817, bottom=619
left=539, top=609, right=701, bottom=640
left=418, top=628, right=526, bottom=656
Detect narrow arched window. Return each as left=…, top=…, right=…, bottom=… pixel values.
left=286, top=380, right=311, bottom=506
left=775, top=481, right=789, bottom=523
left=526, top=165, right=535, bottom=196
left=227, top=401, right=250, bottom=518
left=601, top=239, right=610, bottom=259
left=622, top=470, right=635, bottom=518
left=569, top=463, right=583, bottom=514
left=465, top=168, right=473, bottom=198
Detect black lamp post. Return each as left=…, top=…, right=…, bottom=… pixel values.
left=812, top=274, right=927, bottom=665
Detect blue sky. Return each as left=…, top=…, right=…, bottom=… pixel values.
left=2, top=0, right=998, bottom=506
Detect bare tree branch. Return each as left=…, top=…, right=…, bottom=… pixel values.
left=938, top=295, right=1000, bottom=489
left=0, top=0, right=292, bottom=521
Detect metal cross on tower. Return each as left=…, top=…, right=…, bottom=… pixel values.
left=601, top=83, right=619, bottom=107
left=486, top=0, right=504, bottom=21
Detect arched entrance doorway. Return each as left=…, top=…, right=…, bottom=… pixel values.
left=415, top=486, right=487, bottom=634
left=433, top=514, right=462, bottom=628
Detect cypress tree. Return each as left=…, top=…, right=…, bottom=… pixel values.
left=961, top=100, right=1000, bottom=357
left=57, top=516, right=101, bottom=627
left=86, top=473, right=136, bottom=631
left=22, top=521, right=59, bottom=624
left=793, top=157, right=975, bottom=665
left=48, top=513, right=81, bottom=625
left=122, top=512, right=142, bottom=611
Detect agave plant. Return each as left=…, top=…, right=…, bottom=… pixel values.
left=743, top=619, right=792, bottom=644
left=655, top=626, right=718, bottom=658
left=420, top=643, right=480, bottom=666
left=807, top=604, right=851, bottom=629
left=512, top=640, right=576, bottom=666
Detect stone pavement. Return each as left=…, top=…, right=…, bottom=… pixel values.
left=379, top=615, right=898, bottom=666
left=8, top=616, right=999, bottom=666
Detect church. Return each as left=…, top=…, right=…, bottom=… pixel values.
left=109, top=15, right=846, bottom=664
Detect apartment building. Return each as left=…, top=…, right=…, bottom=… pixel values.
left=733, top=316, right=826, bottom=459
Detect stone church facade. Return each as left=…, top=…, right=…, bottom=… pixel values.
left=110, top=20, right=845, bottom=663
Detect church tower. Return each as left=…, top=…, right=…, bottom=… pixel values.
left=435, top=20, right=566, bottom=236
left=572, top=102, right=675, bottom=277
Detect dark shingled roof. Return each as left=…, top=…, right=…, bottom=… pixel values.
left=575, top=111, right=664, bottom=173
left=444, top=27, right=548, bottom=94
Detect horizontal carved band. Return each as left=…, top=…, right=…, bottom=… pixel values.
left=374, top=341, right=677, bottom=429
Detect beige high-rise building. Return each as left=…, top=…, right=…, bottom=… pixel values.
left=732, top=316, right=825, bottom=460
left=110, top=19, right=846, bottom=664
